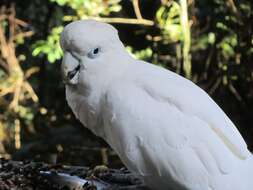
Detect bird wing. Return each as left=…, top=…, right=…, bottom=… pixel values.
left=102, top=61, right=250, bottom=188
left=134, top=61, right=249, bottom=160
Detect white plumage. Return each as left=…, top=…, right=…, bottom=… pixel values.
left=60, top=20, right=253, bottom=190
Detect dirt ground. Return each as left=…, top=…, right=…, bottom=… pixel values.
left=0, top=159, right=148, bottom=190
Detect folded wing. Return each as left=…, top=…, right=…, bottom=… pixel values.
left=102, top=62, right=250, bottom=188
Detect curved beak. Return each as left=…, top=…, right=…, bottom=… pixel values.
left=61, top=51, right=80, bottom=85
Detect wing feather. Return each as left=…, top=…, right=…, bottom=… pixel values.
left=134, top=61, right=249, bottom=160
left=101, top=63, right=250, bottom=188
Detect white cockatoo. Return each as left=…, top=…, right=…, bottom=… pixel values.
left=60, top=20, right=253, bottom=190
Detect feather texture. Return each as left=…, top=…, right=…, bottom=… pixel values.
left=61, top=20, right=253, bottom=190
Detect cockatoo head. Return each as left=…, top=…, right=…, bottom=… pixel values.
left=60, top=20, right=125, bottom=85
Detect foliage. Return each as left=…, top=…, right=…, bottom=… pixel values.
left=32, top=26, right=63, bottom=63
left=0, top=6, right=39, bottom=153
left=156, top=1, right=182, bottom=42
left=126, top=46, right=153, bottom=61
left=32, top=0, right=121, bottom=63
left=51, top=0, right=121, bottom=18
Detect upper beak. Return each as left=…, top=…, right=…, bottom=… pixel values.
left=61, top=51, right=80, bottom=85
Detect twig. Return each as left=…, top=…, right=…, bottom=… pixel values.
left=227, top=0, right=238, bottom=14
left=0, top=26, right=9, bottom=58
left=226, top=0, right=242, bottom=23
left=90, top=17, right=154, bottom=26
left=25, top=66, right=40, bottom=79
left=204, top=47, right=214, bottom=79
left=14, top=119, right=21, bottom=149
left=14, top=31, right=34, bottom=41
left=132, top=0, right=143, bottom=20
left=23, top=82, right=39, bottom=102
left=229, top=83, right=242, bottom=102
left=11, top=17, right=29, bottom=27
left=180, top=0, right=192, bottom=78
left=0, top=6, right=38, bottom=111
left=0, top=85, right=15, bottom=96
left=0, top=81, right=15, bottom=97
left=9, top=4, right=16, bottom=43
left=9, top=78, right=23, bottom=109
left=0, top=57, right=9, bottom=73
left=0, top=15, right=29, bottom=27
left=209, top=78, right=221, bottom=95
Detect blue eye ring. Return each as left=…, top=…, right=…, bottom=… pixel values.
left=88, top=47, right=101, bottom=59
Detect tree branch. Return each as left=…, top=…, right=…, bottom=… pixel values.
left=132, top=0, right=143, bottom=20
left=23, top=82, right=39, bottom=103
left=90, top=17, right=154, bottom=26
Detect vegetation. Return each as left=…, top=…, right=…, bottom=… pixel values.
left=0, top=0, right=252, bottom=166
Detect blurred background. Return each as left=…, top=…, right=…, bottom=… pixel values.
left=0, top=0, right=252, bottom=168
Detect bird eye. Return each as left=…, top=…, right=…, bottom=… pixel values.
left=88, top=47, right=100, bottom=59
left=93, top=48, right=99, bottom=54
